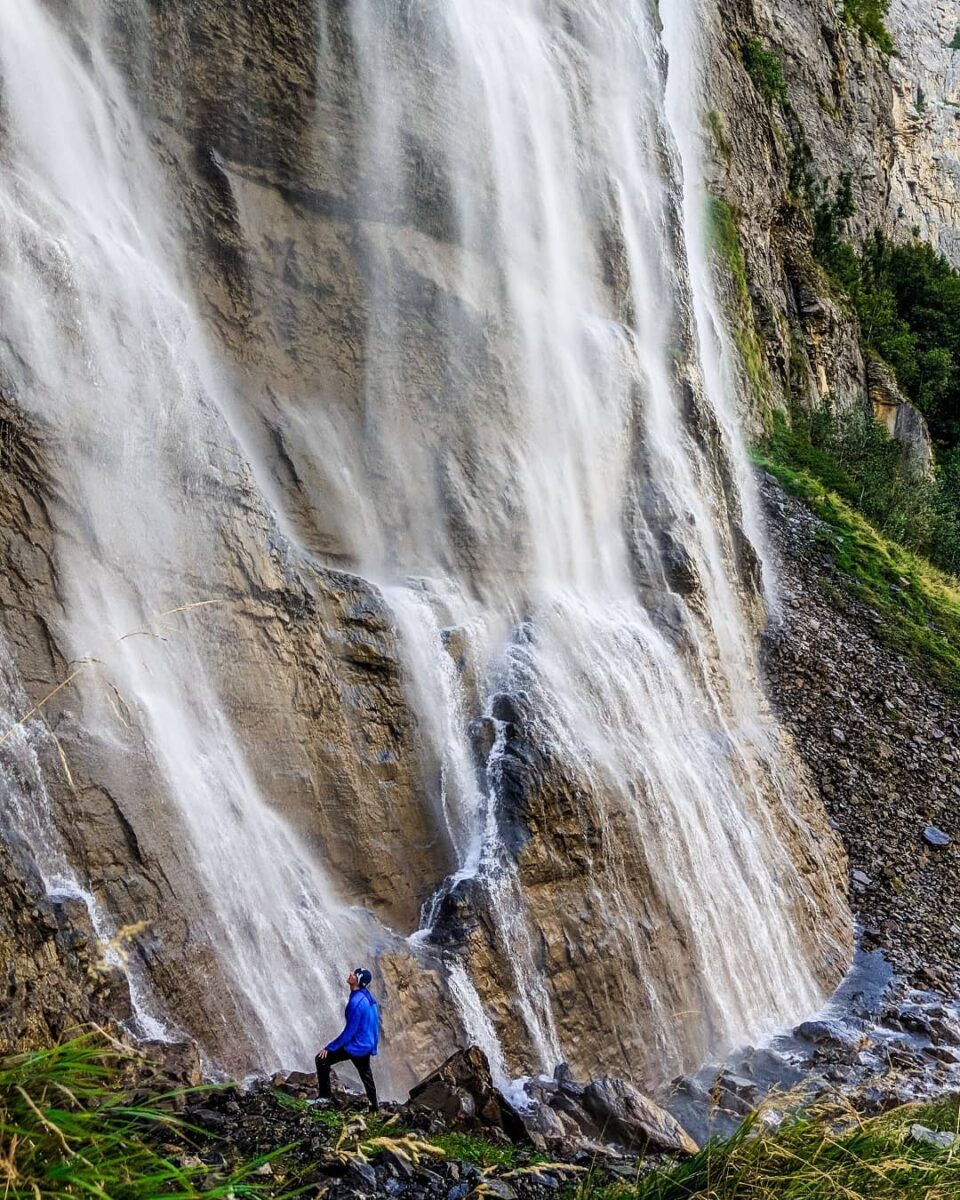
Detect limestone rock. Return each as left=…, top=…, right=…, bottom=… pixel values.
left=582, top=1077, right=699, bottom=1156
left=868, top=360, right=934, bottom=476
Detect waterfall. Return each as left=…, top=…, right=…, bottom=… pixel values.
left=0, top=0, right=851, bottom=1089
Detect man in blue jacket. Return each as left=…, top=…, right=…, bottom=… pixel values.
left=315, top=967, right=380, bottom=1111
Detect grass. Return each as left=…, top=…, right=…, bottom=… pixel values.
left=755, top=447, right=960, bottom=693
left=276, top=1093, right=524, bottom=1168
left=619, top=1095, right=960, bottom=1199
left=430, top=1129, right=522, bottom=1169
left=0, top=1033, right=283, bottom=1200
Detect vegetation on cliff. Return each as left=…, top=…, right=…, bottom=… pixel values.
left=756, top=437, right=960, bottom=694
left=841, top=0, right=893, bottom=54
left=755, top=182, right=960, bottom=580
left=813, top=218, right=960, bottom=448
left=760, top=405, right=960, bottom=577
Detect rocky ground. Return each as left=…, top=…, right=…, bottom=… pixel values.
left=157, top=1046, right=691, bottom=1200
left=761, top=473, right=960, bottom=989
left=151, top=1003, right=960, bottom=1200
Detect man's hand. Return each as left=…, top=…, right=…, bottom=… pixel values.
left=317, top=1048, right=328, bottom=1060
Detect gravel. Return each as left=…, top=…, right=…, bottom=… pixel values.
left=760, top=474, right=960, bottom=991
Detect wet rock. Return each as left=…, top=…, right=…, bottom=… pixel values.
left=407, top=1047, right=525, bottom=1141
left=718, top=1072, right=759, bottom=1102
left=795, top=1019, right=861, bottom=1050
left=521, top=1101, right=568, bottom=1150
left=553, top=1063, right=585, bottom=1099
left=144, top=1039, right=204, bottom=1089
left=582, top=1077, right=699, bottom=1155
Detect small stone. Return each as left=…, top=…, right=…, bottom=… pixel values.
left=852, top=870, right=872, bottom=887
left=477, top=1180, right=517, bottom=1200
left=376, top=1148, right=415, bottom=1179
left=345, top=1160, right=378, bottom=1193
left=923, top=826, right=951, bottom=848
left=908, top=1124, right=960, bottom=1150
left=251, top=1163, right=274, bottom=1178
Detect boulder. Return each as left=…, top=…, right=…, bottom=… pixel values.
left=280, top=1070, right=319, bottom=1096
left=582, top=1077, right=699, bottom=1155
left=521, top=1101, right=568, bottom=1151
left=795, top=1019, right=862, bottom=1052
left=142, top=1039, right=203, bottom=1089
left=553, top=1062, right=586, bottom=1098
left=407, top=1046, right=526, bottom=1142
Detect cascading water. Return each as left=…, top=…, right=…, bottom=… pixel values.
left=0, top=0, right=851, bottom=1091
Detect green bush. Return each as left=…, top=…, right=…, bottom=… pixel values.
left=742, top=38, right=788, bottom=106
left=813, top=232, right=960, bottom=447
left=842, top=0, right=894, bottom=53
left=763, top=407, right=960, bottom=576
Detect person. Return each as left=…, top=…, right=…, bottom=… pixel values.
left=315, top=967, right=380, bottom=1111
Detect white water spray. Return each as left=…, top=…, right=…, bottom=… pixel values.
left=0, top=0, right=850, bottom=1088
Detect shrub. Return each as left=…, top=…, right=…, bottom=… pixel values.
left=842, top=0, right=894, bottom=53
left=742, top=39, right=788, bottom=106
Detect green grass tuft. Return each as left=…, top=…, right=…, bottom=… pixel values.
left=429, top=1129, right=520, bottom=1169
left=742, top=38, right=789, bottom=107
left=0, top=1034, right=287, bottom=1200
left=625, top=1096, right=960, bottom=1199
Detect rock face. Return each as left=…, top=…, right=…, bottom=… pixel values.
left=702, top=0, right=950, bottom=459
left=13, top=0, right=957, bottom=1097
left=0, top=0, right=861, bottom=1096
left=868, top=360, right=934, bottom=476
left=886, top=0, right=960, bottom=267
left=0, top=842, right=129, bottom=1051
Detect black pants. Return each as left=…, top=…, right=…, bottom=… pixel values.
left=315, top=1049, right=378, bottom=1110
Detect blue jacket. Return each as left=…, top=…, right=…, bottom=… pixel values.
left=326, top=988, right=380, bottom=1056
